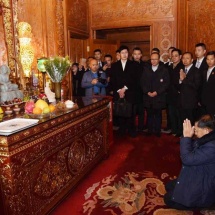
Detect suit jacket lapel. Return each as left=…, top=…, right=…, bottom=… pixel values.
left=208, top=67, right=215, bottom=81
left=118, top=61, right=124, bottom=72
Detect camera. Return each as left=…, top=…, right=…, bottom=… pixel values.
left=98, top=71, right=107, bottom=85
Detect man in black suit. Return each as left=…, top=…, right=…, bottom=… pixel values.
left=201, top=51, right=215, bottom=116
left=110, top=45, right=139, bottom=137
left=193, top=43, right=208, bottom=118
left=167, top=48, right=184, bottom=136
left=178, top=52, right=202, bottom=126
left=132, top=47, right=145, bottom=131
left=141, top=52, right=170, bottom=137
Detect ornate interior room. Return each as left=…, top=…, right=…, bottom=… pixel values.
left=1, top=0, right=215, bottom=215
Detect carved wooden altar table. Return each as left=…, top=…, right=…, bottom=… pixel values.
left=0, top=97, right=111, bottom=215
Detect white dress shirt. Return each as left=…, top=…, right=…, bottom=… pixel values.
left=207, top=66, right=215, bottom=81
left=121, top=60, right=127, bottom=71
left=152, top=65, right=158, bottom=72
left=195, top=57, right=204, bottom=68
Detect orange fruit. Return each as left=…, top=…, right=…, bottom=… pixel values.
left=33, top=107, right=42, bottom=115
left=49, top=104, right=55, bottom=112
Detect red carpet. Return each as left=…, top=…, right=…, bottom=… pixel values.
left=52, top=133, right=215, bottom=215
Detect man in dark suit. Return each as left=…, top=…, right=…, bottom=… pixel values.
left=193, top=43, right=208, bottom=118
left=178, top=52, right=202, bottom=126
left=166, top=49, right=184, bottom=136
left=141, top=52, right=170, bottom=137
left=110, top=45, right=139, bottom=137
left=201, top=51, right=215, bottom=116
left=132, top=47, right=145, bottom=131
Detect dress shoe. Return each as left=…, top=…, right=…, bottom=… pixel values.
left=161, top=128, right=171, bottom=134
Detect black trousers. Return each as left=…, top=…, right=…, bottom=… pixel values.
left=133, top=103, right=145, bottom=130
left=164, top=179, right=193, bottom=210
left=146, top=108, right=162, bottom=134
left=169, top=105, right=182, bottom=135
left=164, top=179, right=212, bottom=210
left=117, top=104, right=136, bottom=134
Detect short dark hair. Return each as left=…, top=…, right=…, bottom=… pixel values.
left=119, top=45, right=129, bottom=53
left=197, top=114, right=215, bottom=130
left=94, top=49, right=102, bottom=53
left=172, top=48, right=182, bottom=55
left=116, top=49, right=120, bottom=53
left=72, top=63, right=79, bottom=67
left=151, top=52, right=160, bottom=59
left=151, top=47, right=160, bottom=54
left=183, top=51, right=193, bottom=59
left=104, top=54, right=112, bottom=60
left=195, top=43, right=206, bottom=50
left=133, top=47, right=142, bottom=53
left=168, top=46, right=175, bottom=50
left=206, top=51, right=215, bottom=57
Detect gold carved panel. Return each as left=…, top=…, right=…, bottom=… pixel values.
left=89, top=0, right=177, bottom=57
left=89, top=0, right=175, bottom=29
left=188, top=0, right=215, bottom=52
left=67, top=0, right=89, bottom=38
left=0, top=0, right=17, bottom=72
left=18, top=0, right=65, bottom=62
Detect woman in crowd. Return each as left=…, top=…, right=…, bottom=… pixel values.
left=164, top=114, right=215, bottom=210
left=72, top=63, right=85, bottom=96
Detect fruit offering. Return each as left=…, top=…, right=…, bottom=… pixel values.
left=49, top=104, right=56, bottom=113
left=0, top=98, right=23, bottom=106
left=25, top=99, right=52, bottom=116
left=38, top=93, right=47, bottom=100
left=25, top=100, right=35, bottom=114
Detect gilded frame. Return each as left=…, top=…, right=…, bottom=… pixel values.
left=0, top=0, right=17, bottom=73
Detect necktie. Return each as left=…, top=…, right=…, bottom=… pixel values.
left=196, top=61, right=200, bottom=68
left=185, top=69, right=188, bottom=74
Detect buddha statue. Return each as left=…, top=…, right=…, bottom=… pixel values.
left=44, top=82, right=56, bottom=103
left=0, top=65, right=23, bottom=102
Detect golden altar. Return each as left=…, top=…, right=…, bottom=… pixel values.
left=0, top=97, right=111, bottom=215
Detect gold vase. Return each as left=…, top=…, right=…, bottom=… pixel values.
left=54, top=82, right=61, bottom=99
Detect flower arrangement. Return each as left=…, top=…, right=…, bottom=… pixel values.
left=44, top=56, right=71, bottom=83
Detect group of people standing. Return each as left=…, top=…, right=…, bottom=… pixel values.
left=71, top=44, right=215, bottom=210
left=72, top=43, right=215, bottom=138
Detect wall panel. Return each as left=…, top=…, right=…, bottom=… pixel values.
left=89, top=0, right=178, bottom=55
left=17, top=0, right=65, bottom=70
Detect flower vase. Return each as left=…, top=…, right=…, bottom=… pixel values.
left=54, top=82, right=61, bottom=99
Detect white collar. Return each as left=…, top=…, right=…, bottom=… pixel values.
left=185, top=64, right=193, bottom=72
left=208, top=66, right=215, bottom=72
left=197, top=57, right=205, bottom=63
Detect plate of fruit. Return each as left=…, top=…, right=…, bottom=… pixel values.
left=0, top=98, right=24, bottom=107
left=25, top=99, right=56, bottom=119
